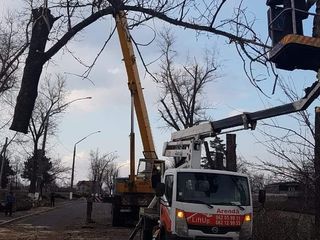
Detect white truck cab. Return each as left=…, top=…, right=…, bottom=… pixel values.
left=160, top=168, right=253, bottom=240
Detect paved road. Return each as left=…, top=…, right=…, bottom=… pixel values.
left=16, top=199, right=88, bottom=229
left=0, top=199, right=139, bottom=240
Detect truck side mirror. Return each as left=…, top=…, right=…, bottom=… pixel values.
left=258, top=189, right=266, bottom=204
left=155, top=183, right=165, bottom=197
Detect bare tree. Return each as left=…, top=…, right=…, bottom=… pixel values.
left=0, top=12, right=29, bottom=130
left=49, top=158, right=71, bottom=183
left=155, top=30, right=219, bottom=130
left=9, top=0, right=270, bottom=133
left=0, top=12, right=29, bottom=96
left=89, top=149, right=118, bottom=194
left=238, top=158, right=273, bottom=193
left=255, top=79, right=315, bottom=185
left=103, top=163, right=118, bottom=195
left=27, top=74, right=69, bottom=193
left=11, top=156, right=24, bottom=189
left=155, top=30, right=223, bottom=169
left=253, top=78, right=319, bottom=235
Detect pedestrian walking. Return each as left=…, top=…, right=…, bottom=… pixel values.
left=50, top=192, right=55, bottom=207
left=5, top=192, right=15, bottom=217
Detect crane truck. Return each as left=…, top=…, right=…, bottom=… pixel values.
left=110, top=8, right=165, bottom=226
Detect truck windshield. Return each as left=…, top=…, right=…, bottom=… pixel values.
left=177, top=172, right=250, bottom=206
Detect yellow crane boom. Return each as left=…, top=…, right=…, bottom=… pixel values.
left=110, top=10, right=165, bottom=227
left=115, top=11, right=157, bottom=182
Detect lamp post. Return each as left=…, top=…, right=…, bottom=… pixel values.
left=69, top=130, right=101, bottom=200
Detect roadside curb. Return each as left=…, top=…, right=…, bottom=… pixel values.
left=0, top=201, right=74, bottom=226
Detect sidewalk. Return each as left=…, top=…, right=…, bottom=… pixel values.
left=0, top=199, right=71, bottom=226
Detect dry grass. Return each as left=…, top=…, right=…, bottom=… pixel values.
left=253, top=209, right=316, bottom=240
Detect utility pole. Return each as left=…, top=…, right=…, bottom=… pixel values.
left=15, top=162, right=18, bottom=189
left=0, top=138, right=8, bottom=188
left=314, top=106, right=320, bottom=238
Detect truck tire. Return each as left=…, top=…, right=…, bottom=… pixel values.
left=112, top=204, right=121, bottom=227
left=142, top=229, right=153, bottom=240
left=160, top=228, right=176, bottom=240
left=141, top=217, right=154, bottom=240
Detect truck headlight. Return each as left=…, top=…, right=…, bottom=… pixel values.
left=175, top=209, right=188, bottom=236
left=244, top=214, right=251, bottom=222
left=239, top=214, right=252, bottom=240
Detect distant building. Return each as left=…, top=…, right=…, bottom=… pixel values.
left=76, top=181, right=99, bottom=195
left=265, top=181, right=302, bottom=197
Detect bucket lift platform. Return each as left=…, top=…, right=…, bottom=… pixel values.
left=269, top=34, right=320, bottom=71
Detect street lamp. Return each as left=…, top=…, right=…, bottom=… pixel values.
left=116, top=162, right=129, bottom=175
left=42, top=96, right=92, bottom=152
left=69, top=130, right=101, bottom=200
left=65, top=96, right=92, bottom=106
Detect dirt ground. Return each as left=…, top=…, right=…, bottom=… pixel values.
left=0, top=222, right=140, bottom=240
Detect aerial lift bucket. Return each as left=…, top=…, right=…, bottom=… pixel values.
left=269, top=34, right=320, bottom=71
left=267, top=0, right=320, bottom=71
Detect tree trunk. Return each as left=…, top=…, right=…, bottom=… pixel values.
left=226, top=134, right=237, bottom=172
left=10, top=7, right=55, bottom=133
left=314, top=107, right=320, bottom=239
left=29, top=139, right=42, bottom=194
left=29, top=148, right=38, bottom=194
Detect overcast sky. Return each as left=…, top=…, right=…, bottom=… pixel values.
left=1, top=1, right=318, bottom=185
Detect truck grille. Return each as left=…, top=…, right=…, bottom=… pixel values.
left=189, top=225, right=240, bottom=234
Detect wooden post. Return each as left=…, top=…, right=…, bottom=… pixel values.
left=226, top=134, right=237, bottom=172
left=314, top=107, right=320, bottom=238
left=313, top=1, right=320, bottom=37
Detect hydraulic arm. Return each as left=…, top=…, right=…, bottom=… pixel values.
left=170, top=78, right=320, bottom=141
left=163, top=77, right=320, bottom=170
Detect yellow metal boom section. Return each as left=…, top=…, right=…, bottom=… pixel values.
left=115, top=11, right=156, bottom=158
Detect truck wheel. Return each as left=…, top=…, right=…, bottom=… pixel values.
left=142, top=229, right=153, bottom=240
left=112, top=204, right=121, bottom=227
left=141, top=217, right=154, bottom=240
left=160, top=229, right=175, bottom=240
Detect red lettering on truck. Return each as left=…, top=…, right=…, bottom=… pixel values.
left=185, top=212, right=244, bottom=226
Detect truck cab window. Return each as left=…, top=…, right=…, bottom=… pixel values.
left=176, top=172, right=250, bottom=206
left=165, top=175, right=174, bottom=206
